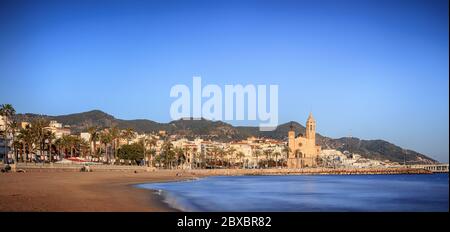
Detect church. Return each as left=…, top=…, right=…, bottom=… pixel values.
left=288, top=113, right=321, bottom=168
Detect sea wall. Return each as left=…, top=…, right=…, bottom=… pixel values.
left=4, top=163, right=433, bottom=175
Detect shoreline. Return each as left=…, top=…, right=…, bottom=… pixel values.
left=0, top=167, right=443, bottom=212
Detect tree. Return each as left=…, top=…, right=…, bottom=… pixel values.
left=273, top=151, right=281, bottom=168
left=88, top=126, right=99, bottom=157
left=79, top=139, right=90, bottom=158
left=174, top=147, right=186, bottom=168
left=7, top=120, right=19, bottom=164
left=226, top=147, right=236, bottom=168
left=140, top=135, right=157, bottom=167
left=253, top=149, right=261, bottom=169
left=54, top=137, right=63, bottom=159
left=117, top=143, right=144, bottom=164
left=12, top=140, right=22, bottom=163
left=30, top=118, right=49, bottom=161
left=205, top=148, right=213, bottom=168
left=60, top=135, right=81, bottom=158
left=44, top=130, right=56, bottom=162
left=210, top=146, right=224, bottom=168
left=60, top=135, right=71, bottom=157
left=109, top=126, right=120, bottom=161
left=160, top=140, right=175, bottom=169
left=294, top=149, right=302, bottom=168
left=192, top=150, right=200, bottom=169
left=18, top=125, right=35, bottom=162
left=147, top=148, right=156, bottom=167
left=71, top=136, right=82, bottom=157
left=218, top=147, right=226, bottom=167
left=236, top=151, right=245, bottom=169
left=263, top=149, right=273, bottom=168
left=0, top=104, right=16, bottom=164
left=121, top=128, right=136, bottom=145
left=99, top=130, right=112, bottom=163
left=282, top=145, right=291, bottom=168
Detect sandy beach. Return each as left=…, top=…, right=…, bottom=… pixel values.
left=0, top=166, right=437, bottom=212
left=0, top=170, right=203, bottom=212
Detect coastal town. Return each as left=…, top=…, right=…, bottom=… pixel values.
left=1, top=104, right=447, bottom=173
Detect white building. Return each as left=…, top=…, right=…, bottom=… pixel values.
left=80, top=132, right=91, bottom=142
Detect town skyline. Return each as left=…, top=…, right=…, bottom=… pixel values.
left=5, top=107, right=447, bottom=163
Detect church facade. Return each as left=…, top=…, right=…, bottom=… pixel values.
left=288, top=113, right=321, bottom=168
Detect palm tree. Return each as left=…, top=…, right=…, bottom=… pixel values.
left=54, top=137, right=63, bottom=159
left=149, top=137, right=158, bottom=166
left=18, top=125, right=34, bottom=162
left=161, top=140, right=174, bottom=169
left=7, top=120, right=19, bottom=164
left=205, top=148, right=213, bottom=168
left=294, top=149, right=302, bottom=168
left=30, top=118, right=49, bottom=161
left=226, top=147, right=236, bottom=168
left=71, top=136, right=82, bottom=157
left=253, top=149, right=261, bottom=169
left=191, top=150, right=200, bottom=169
left=282, top=145, right=291, bottom=168
left=148, top=148, right=156, bottom=167
left=79, top=139, right=90, bottom=158
left=0, top=104, right=16, bottom=164
left=210, top=146, right=223, bottom=168
left=122, top=128, right=136, bottom=145
left=236, top=151, right=245, bottom=169
left=61, top=135, right=69, bottom=157
left=109, top=126, right=120, bottom=161
left=273, top=151, right=281, bottom=168
left=61, top=135, right=81, bottom=157
left=44, top=130, right=56, bottom=162
left=99, top=131, right=112, bottom=163
left=140, top=135, right=158, bottom=167
left=263, top=149, right=273, bottom=168
left=12, top=140, right=22, bottom=163
left=88, top=126, right=99, bottom=157
left=174, top=147, right=186, bottom=169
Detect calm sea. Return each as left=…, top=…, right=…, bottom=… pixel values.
left=137, top=174, right=449, bottom=212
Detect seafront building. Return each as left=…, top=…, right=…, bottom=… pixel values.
left=0, top=115, right=6, bottom=131
left=0, top=116, right=7, bottom=160
left=44, top=120, right=71, bottom=139
left=288, top=113, right=321, bottom=168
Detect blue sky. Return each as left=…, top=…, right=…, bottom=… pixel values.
left=0, top=0, right=448, bottom=162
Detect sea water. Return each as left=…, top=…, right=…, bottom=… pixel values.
left=137, top=174, right=449, bottom=212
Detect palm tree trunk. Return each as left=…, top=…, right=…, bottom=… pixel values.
left=93, top=142, right=96, bottom=157
left=4, top=133, right=8, bottom=164
left=113, top=140, right=117, bottom=160
left=49, top=140, right=52, bottom=163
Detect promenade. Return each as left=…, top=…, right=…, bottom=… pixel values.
left=2, top=163, right=440, bottom=175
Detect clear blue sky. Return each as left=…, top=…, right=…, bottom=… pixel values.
left=0, top=0, right=448, bottom=162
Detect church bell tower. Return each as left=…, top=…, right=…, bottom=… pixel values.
left=305, top=112, right=316, bottom=141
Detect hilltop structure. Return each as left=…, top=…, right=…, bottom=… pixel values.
left=288, top=113, right=321, bottom=168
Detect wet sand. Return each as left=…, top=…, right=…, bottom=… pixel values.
left=0, top=170, right=202, bottom=212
